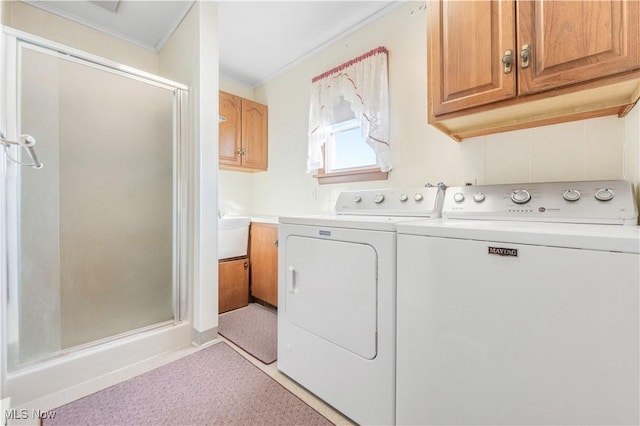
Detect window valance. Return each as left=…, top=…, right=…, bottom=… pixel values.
left=307, top=46, right=391, bottom=174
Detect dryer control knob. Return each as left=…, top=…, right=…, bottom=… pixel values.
left=413, top=193, right=423, bottom=202
left=399, top=193, right=409, bottom=202
left=473, top=192, right=486, bottom=203
left=354, top=196, right=362, bottom=203
left=563, top=189, right=581, bottom=202
left=373, top=194, right=385, bottom=204
left=511, top=189, right=531, bottom=204
left=595, top=188, right=614, bottom=201
left=453, top=192, right=465, bottom=203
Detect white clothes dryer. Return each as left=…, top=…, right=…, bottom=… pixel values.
left=278, top=187, right=444, bottom=425
left=396, top=180, right=640, bottom=425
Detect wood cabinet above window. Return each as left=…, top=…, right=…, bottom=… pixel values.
left=427, top=0, right=640, bottom=141
left=219, top=91, right=268, bottom=171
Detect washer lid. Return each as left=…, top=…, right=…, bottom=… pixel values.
left=279, top=214, right=428, bottom=232
left=397, top=219, right=640, bottom=253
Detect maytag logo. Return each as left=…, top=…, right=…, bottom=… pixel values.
left=488, top=246, right=518, bottom=257
left=319, top=230, right=331, bottom=237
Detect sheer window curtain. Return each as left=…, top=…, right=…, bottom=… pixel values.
left=307, top=47, right=391, bottom=174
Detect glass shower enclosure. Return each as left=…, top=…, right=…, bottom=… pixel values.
left=1, top=32, right=188, bottom=372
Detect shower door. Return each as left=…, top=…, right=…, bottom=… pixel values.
left=2, top=38, right=187, bottom=369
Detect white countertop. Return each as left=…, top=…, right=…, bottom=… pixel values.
left=251, top=216, right=279, bottom=224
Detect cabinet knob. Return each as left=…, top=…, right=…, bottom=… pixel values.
left=243, top=261, right=249, bottom=269
left=274, top=239, right=279, bottom=247
left=502, top=49, right=513, bottom=74
left=520, top=44, right=531, bottom=69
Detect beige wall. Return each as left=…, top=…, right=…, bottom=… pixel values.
left=1, top=0, right=158, bottom=73
left=220, top=78, right=254, bottom=99
left=240, top=1, right=638, bottom=216
left=159, top=2, right=220, bottom=338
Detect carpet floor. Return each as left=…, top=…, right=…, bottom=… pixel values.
left=45, top=342, right=332, bottom=426
left=219, top=304, right=277, bottom=365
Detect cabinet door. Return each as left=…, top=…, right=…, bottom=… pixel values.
left=517, top=0, right=640, bottom=95
left=219, top=257, right=249, bottom=313
left=241, top=99, right=268, bottom=171
left=250, top=223, right=278, bottom=306
left=219, top=91, right=242, bottom=167
left=428, top=0, right=516, bottom=117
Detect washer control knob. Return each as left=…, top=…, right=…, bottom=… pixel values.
left=399, top=193, right=409, bottom=202
left=511, top=189, right=531, bottom=204
left=373, top=194, right=385, bottom=204
left=595, top=188, right=614, bottom=201
left=413, top=193, right=424, bottom=202
left=563, top=189, right=581, bottom=202
left=473, top=192, right=486, bottom=203
left=354, top=196, right=362, bottom=203
left=453, top=192, right=465, bottom=203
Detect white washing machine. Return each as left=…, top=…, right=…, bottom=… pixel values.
left=396, top=180, right=640, bottom=425
left=278, top=187, right=444, bottom=425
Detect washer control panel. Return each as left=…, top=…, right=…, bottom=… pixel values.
left=444, top=180, right=638, bottom=225
left=336, top=187, right=444, bottom=217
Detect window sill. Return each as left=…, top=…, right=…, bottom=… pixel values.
left=314, top=167, right=389, bottom=185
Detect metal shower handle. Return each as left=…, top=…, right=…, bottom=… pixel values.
left=0, top=133, right=43, bottom=169
left=24, top=144, right=43, bottom=169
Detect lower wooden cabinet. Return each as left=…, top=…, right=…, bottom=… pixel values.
left=218, top=257, right=249, bottom=313
left=249, top=223, right=278, bottom=306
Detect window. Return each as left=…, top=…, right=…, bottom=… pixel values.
left=314, top=119, right=388, bottom=183
left=308, top=47, right=390, bottom=184
left=326, top=119, right=377, bottom=172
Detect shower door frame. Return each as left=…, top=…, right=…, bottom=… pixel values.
left=0, top=27, right=190, bottom=395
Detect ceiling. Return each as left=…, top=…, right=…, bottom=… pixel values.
left=23, top=0, right=401, bottom=88
left=23, top=0, right=195, bottom=51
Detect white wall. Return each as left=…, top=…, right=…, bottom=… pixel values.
left=247, top=1, right=637, bottom=217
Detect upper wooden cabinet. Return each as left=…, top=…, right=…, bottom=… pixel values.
left=219, top=91, right=268, bottom=171
left=219, top=91, right=242, bottom=167
left=428, top=0, right=640, bottom=141
left=517, top=1, right=639, bottom=94
left=430, top=1, right=516, bottom=116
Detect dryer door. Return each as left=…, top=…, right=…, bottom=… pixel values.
left=284, top=235, right=377, bottom=359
